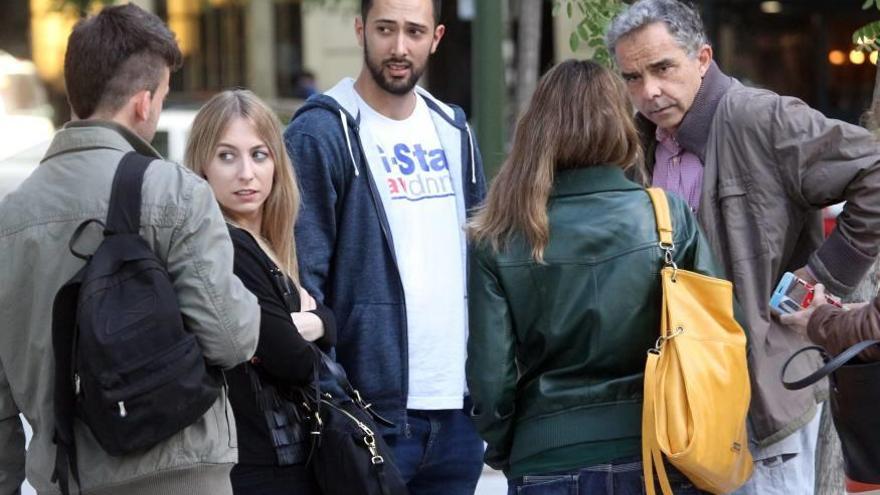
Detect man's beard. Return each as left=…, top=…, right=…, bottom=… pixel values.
left=363, top=38, right=425, bottom=95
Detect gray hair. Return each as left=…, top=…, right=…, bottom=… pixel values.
left=606, top=0, right=708, bottom=58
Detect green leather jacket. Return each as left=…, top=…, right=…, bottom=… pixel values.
left=466, top=165, right=722, bottom=477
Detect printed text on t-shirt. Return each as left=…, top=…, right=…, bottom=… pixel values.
left=378, top=144, right=453, bottom=202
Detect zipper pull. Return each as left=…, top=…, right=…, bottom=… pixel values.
left=74, top=374, right=81, bottom=395
left=117, top=401, right=127, bottom=418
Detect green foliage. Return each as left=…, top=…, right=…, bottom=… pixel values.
left=855, top=0, right=880, bottom=52
left=854, top=21, right=880, bottom=52
left=552, top=0, right=624, bottom=67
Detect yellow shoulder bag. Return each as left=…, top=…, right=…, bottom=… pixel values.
left=642, top=188, right=753, bottom=495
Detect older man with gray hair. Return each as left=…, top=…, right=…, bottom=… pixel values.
left=608, top=0, right=880, bottom=493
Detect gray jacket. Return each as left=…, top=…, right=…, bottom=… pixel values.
left=0, top=121, right=260, bottom=494
left=640, top=63, right=880, bottom=446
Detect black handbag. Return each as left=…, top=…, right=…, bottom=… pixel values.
left=298, top=350, right=409, bottom=495
left=782, top=339, right=880, bottom=485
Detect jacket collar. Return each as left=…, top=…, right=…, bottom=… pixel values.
left=635, top=61, right=733, bottom=164
left=43, top=120, right=163, bottom=163
left=551, top=165, right=642, bottom=197
left=674, top=61, right=733, bottom=162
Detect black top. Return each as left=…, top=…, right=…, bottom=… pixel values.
left=225, top=225, right=336, bottom=465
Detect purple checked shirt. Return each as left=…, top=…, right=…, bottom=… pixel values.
left=652, top=127, right=703, bottom=212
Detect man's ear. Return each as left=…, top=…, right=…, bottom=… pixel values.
left=430, top=24, right=446, bottom=54
left=697, top=44, right=713, bottom=77
left=355, top=15, right=365, bottom=48
left=133, top=90, right=152, bottom=123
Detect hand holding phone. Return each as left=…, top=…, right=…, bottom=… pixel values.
left=769, top=272, right=842, bottom=315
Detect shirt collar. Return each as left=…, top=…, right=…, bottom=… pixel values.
left=655, top=126, right=681, bottom=155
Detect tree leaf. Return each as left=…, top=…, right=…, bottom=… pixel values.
left=864, top=0, right=873, bottom=9
left=577, top=22, right=590, bottom=41
left=567, top=1, right=573, bottom=18
left=570, top=31, right=580, bottom=52
left=854, top=20, right=880, bottom=46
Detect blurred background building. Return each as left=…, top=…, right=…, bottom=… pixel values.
left=1, top=0, right=877, bottom=166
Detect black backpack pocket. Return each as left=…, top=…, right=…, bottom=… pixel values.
left=79, top=332, right=218, bottom=455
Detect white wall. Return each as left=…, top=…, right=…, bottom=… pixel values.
left=302, top=6, right=363, bottom=91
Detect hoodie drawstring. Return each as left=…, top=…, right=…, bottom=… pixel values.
left=340, top=109, right=360, bottom=177
left=465, top=123, right=476, bottom=184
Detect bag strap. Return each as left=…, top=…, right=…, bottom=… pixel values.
left=781, top=340, right=880, bottom=390
left=642, top=348, right=676, bottom=495
left=52, top=277, right=84, bottom=495
left=646, top=188, right=675, bottom=248
left=106, top=152, right=154, bottom=235
left=643, top=187, right=676, bottom=495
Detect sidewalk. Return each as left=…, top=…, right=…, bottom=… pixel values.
left=476, top=466, right=508, bottom=494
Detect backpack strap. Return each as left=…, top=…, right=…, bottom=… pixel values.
left=51, top=152, right=152, bottom=494
left=105, top=152, right=154, bottom=235
left=52, top=276, right=84, bottom=495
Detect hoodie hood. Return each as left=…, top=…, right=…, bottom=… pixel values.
left=292, top=77, right=477, bottom=183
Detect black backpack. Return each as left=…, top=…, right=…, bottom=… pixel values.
left=51, top=152, right=220, bottom=494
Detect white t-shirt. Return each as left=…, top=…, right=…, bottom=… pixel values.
left=354, top=91, right=466, bottom=410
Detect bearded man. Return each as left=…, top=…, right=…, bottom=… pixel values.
left=283, top=1, right=487, bottom=493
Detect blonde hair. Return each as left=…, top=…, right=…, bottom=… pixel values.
left=184, top=89, right=301, bottom=283
left=469, top=59, right=643, bottom=262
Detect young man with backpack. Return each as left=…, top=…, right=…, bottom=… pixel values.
left=0, top=5, right=260, bottom=494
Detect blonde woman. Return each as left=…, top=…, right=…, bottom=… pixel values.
left=466, top=60, right=721, bottom=494
left=185, top=89, right=333, bottom=494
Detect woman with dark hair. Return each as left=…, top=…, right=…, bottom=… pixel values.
left=466, top=59, right=720, bottom=494
left=185, top=89, right=333, bottom=494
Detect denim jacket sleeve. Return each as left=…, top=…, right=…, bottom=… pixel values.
left=466, top=244, right=517, bottom=471
left=166, top=179, right=260, bottom=369
left=0, top=359, right=25, bottom=494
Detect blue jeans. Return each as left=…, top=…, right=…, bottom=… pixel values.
left=383, top=399, right=485, bottom=495
left=507, top=456, right=709, bottom=495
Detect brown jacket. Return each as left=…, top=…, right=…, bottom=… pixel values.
left=639, top=63, right=880, bottom=446
left=809, top=301, right=880, bottom=362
